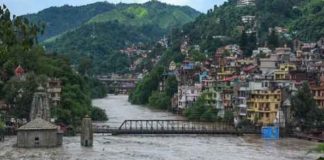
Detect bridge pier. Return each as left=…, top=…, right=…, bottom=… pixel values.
left=81, top=116, right=93, bottom=147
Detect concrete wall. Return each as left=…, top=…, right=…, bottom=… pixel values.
left=17, top=130, right=61, bottom=148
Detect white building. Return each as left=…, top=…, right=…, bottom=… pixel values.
left=177, top=84, right=202, bottom=109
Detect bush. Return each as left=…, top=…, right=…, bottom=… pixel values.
left=148, top=91, right=171, bottom=110
left=91, top=107, right=108, bottom=121
left=223, top=111, right=234, bottom=122
left=184, top=97, right=218, bottom=122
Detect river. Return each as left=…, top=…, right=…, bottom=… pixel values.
left=0, top=95, right=322, bottom=160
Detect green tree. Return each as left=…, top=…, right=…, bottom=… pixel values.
left=129, top=66, right=164, bottom=104
left=78, top=57, right=92, bottom=76
left=91, top=107, right=108, bottom=121
left=268, top=30, right=279, bottom=49
left=291, top=82, right=324, bottom=130
left=184, top=95, right=218, bottom=122
left=165, top=76, right=178, bottom=97
left=240, top=31, right=248, bottom=56
left=148, top=91, right=171, bottom=110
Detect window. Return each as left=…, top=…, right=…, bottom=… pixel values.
left=35, top=137, right=39, bottom=145
left=275, top=104, right=279, bottom=109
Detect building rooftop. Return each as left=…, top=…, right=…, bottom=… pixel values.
left=18, top=118, right=57, bottom=130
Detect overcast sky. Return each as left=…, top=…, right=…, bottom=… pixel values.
left=0, top=0, right=226, bottom=16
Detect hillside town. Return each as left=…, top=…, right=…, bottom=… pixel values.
left=157, top=37, right=324, bottom=127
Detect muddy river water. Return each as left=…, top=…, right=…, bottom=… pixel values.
left=0, top=95, right=322, bottom=160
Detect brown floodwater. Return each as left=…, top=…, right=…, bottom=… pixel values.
left=0, top=95, right=322, bottom=160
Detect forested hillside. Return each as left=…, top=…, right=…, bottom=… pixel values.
left=24, top=2, right=117, bottom=41
left=33, top=1, right=200, bottom=75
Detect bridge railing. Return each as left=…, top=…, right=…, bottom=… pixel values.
left=93, top=120, right=262, bottom=134
left=118, top=120, right=236, bottom=132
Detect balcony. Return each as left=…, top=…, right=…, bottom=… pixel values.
left=238, top=104, right=247, bottom=108
left=313, top=96, right=324, bottom=100
left=248, top=98, right=280, bottom=103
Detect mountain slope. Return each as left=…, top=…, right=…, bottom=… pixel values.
left=88, top=1, right=200, bottom=29
left=42, top=1, right=200, bottom=74
left=23, top=2, right=117, bottom=41
left=290, top=0, right=324, bottom=41
left=168, top=0, right=317, bottom=55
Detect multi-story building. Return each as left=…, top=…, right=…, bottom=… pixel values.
left=274, top=64, right=296, bottom=80
left=217, top=65, right=238, bottom=80
left=247, top=89, right=281, bottom=125
left=201, top=88, right=217, bottom=108
left=259, top=54, right=279, bottom=74
left=252, top=47, right=272, bottom=57
left=177, top=84, right=202, bottom=109
left=47, top=78, right=62, bottom=107
left=311, top=76, right=324, bottom=109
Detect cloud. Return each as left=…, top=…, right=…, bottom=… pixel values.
left=0, top=0, right=226, bottom=16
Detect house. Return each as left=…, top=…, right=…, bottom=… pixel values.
left=169, top=61, right=177, bottom=71
left=0, top=100, right=9, bottom=112
left=252, top=47, right=272, bottom=57
left=310, top=76, right=324, bottom=109
left=247, top=89, right=281, bottom=125
left=15, top=65, right=25, bottom=77
left=17, top=118, right=62, bottom=148
left=274, top=64, right=296, bottom=80
left=47, top=78, right=62, bottom=107
left=241, top=15, right=255, bottom=23
left=259, top=54, right=279, bottom=74
left=177, top=84, right=202, bottom=109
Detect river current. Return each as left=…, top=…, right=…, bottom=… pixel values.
left=0, top=95, right=322, bottom=160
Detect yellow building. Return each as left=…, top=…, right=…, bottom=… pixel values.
left=217, top=66, right=236, bottom=80
left=247, top=89, right=281, bottom=125
left=236, top=59, right=255, bottom=66
left=274, top=64, right=296, bottom=80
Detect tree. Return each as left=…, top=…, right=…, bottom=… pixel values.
left=148, top=91, right=170, bottom=110
left=184, top=95, right=218, bottom=122
left=240, top=31, right=248, bottom=56
left=165, top=76, right=178, bottom=97
left=78, top=57, right=92, bottom=76
left=291, top=82, right=324, bottom=130
left=91, top=107, right=108, bottom=121
left=268, top=30, right=279, bottom=49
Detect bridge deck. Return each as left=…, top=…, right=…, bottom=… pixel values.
left=94, top=120, right=260, bottom=135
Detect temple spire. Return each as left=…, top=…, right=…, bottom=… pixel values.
left=29, top=85, right=50, bottom=121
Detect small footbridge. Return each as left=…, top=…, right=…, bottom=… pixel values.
left=94, top=120, right=259, bottom=135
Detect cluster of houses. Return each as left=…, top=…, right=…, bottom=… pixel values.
left=120, top=46, right=162, bottom=73
left=160, top=37, right=324, bottom=126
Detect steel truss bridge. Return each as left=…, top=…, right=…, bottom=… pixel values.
left=94, top=120, right=260, bottom=135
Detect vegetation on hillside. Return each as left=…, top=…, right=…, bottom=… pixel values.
left=0, top=5, right=108, bottom=128
left=31, top=1, right=200, bottom=75
left=23, top=2, right=117, bottom=41
left=88, top=1, right=199, bottom=29
left=290, top=0, right=324, bottom=41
